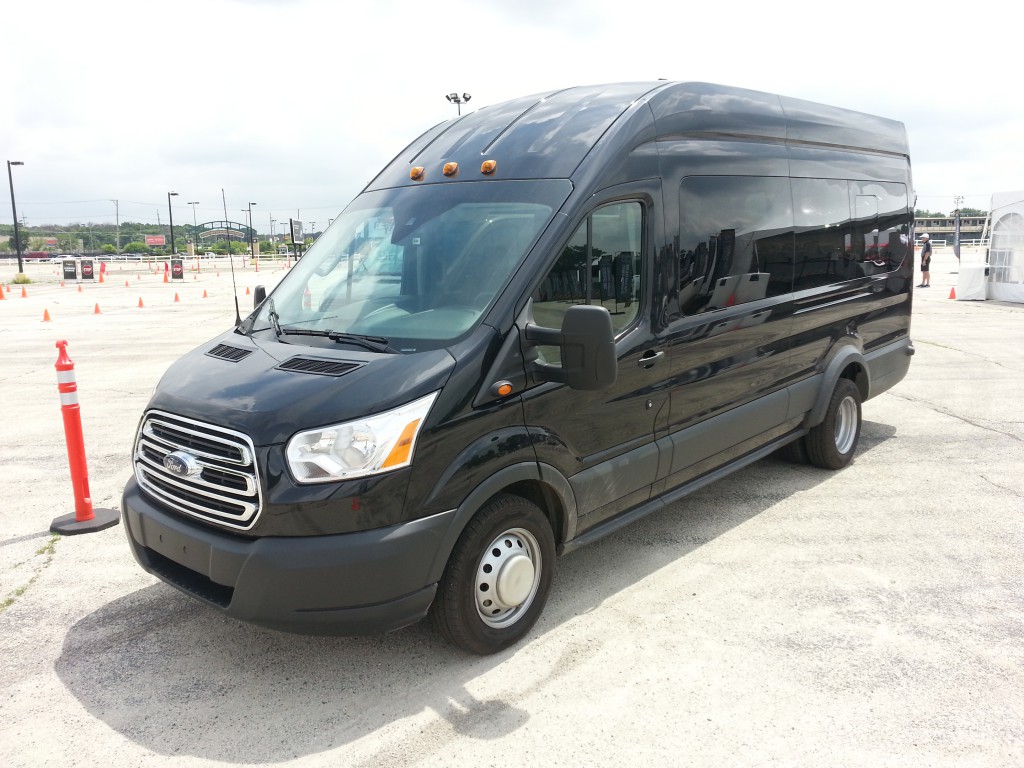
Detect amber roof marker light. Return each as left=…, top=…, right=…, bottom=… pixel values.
left=410, top=166, right=425, bottom=181
left=443, top=162, right=459, bottom=177
left=481, top=159, right=497, bottom=175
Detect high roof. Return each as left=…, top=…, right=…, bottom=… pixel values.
left=364, top=82, right=908, bottom=191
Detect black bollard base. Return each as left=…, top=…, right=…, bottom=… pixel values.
left=50, top=508, right=121, bottom=535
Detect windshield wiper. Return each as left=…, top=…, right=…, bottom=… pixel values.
left=267, top=298, right=283, bottom=339
left=276, top=327, right=396, bottom=353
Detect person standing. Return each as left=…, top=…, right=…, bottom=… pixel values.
left=918, top=233, right=932, bottom=287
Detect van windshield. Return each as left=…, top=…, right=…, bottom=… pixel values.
left=255, top=180, right=570, bottom=350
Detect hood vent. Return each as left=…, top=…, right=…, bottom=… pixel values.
left=277, top=357, right=361, bottom=377
left=206, top=344, right=253, bottom=362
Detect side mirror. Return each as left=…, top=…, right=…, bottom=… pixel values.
left=253, top=285, right=266, bottom=308
left=526, top=304, right=617, bottom=391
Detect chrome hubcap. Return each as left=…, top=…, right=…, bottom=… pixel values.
left=475, top=527, right=542, bottom=628
left=834, top=395, right=858, bottom=455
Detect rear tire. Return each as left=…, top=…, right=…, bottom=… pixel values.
left=806, top=378, right=862, bottom=469
left=431, top=494, right=555, bottom=655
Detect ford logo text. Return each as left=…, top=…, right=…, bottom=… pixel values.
left=163, top=451, right=201, bottom=478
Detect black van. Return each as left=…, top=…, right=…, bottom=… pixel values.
left=122, top=82, right=915, bottom=654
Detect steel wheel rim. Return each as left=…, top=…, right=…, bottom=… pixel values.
left=834, top=395, right=858, bottom=455
left=475, top=527, right=542, bottom=628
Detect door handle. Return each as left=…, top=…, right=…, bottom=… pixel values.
left=637, top=350, right=665, bottom=369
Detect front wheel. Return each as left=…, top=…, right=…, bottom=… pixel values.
left=431, top=494, right=556, bottom=655
left=806, top=378, right=862, bottom=469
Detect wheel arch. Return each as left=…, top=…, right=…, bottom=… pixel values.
left=426, top=462, right=577, bottom=585
left=803, top=345, right=868, bottom=429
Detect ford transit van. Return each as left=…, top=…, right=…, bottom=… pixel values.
left=122, top=81, right=915, bottom=654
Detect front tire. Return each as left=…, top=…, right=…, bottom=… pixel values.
left=431, top=494, right=555, bottom=655
left=806, top=378, right=862, bottom=469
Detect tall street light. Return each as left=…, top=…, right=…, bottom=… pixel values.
left=7, top=160, right=25, bottom=274
left=247, top=202, right=257, bottom=258
left=445, top=92, right=471, bottom=115
left=187, top=201, right=200, bottom=249
left=167, top=191, right=179, bottom=255
left=110, top=199, right=120, bottom=255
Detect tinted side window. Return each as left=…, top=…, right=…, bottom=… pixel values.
left=851, top=181, right=911, bottom=274
left=793, top=178, right=910, bottom=289
left=678, top=176, right=793, bottom=316
left=793, top=178, right=855, bottom=289
left=533, top=202, right=643, bottom=363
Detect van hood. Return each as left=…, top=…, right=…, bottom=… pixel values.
left=146, top=330, right=457, bottom=446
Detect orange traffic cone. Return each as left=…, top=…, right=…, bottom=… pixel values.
left=0, top=284, right=5, bottom=300
left=21, top=286, right=28, bottom=298
left=99, top=273, right=104, bottom=284
left=245, top=286, right=251, bottom=295
left=202, top=290, right=208, bottom=298
left=60, top=280, right=65, bottom=288
left=138, top=297, right=145, bottom=308
left=125, top=280, right=130, bottom=287
left=174, top=293, right=180, bottom=302
left=949, top=287, right=956, bottom=300
left=42, top=308, right=52, bottom=322
left=94, top=303, right=102, bottom=314
left=77, top=284, right=83, bottom=293
left=163, top=272, right=169, bottom=283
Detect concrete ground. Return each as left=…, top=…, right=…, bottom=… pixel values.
left=0, top=247, right=1021, bottom=767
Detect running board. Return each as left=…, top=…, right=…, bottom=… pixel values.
left=559, top=429, right=808, bottom=556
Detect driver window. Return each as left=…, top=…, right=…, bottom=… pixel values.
left=534, top=201, right=643, bottom=341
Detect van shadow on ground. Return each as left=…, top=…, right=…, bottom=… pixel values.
left=55, top=421, right=896, bottom=764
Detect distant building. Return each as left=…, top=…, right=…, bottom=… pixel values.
left=914, top=213, right=987, bottom=244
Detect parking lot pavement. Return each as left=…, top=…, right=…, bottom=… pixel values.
left=1, top=248, right=1022, bottom=767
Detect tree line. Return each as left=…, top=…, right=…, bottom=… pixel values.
left=0, top=221, right=301, bottom=256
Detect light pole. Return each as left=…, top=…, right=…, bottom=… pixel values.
left=7, top=160, right=25, bottom=274
left=167, top=191, right=179, bottom=255
left=445, top=92, right=471, bottom=115
left=187, top=201, right=200, bottom=249
left=109, top=199, right=120, bottom=255
left=247, top=202, right=257, bottom=258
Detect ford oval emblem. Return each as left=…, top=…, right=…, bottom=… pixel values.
left=163, top=451, right=201, bottom=477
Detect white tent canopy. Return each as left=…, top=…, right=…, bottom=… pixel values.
left=988, top=191, right=1024, bottom=303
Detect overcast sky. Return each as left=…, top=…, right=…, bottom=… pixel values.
left=4, top=0, right=1020, bottom=233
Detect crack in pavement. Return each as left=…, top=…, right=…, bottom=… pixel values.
left=886, top=391, right=1024, bottom=443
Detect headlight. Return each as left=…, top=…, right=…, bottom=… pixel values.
left=286, top=391, right=439, bottom=484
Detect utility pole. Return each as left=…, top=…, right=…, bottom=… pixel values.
left=7, top=160, right=25, bottom=273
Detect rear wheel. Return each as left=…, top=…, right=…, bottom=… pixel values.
left=431, top=494, right=555, bottom=655
left=806, top=378, right=862, bottom=469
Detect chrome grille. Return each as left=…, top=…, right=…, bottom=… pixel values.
left=134, top=410, right=261, bottom=530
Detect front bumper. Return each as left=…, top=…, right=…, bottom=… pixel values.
left=121, top=477, right=457, bottom=635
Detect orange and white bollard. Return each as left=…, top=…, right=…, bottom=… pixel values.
left=50, top=340, right=119, bottom=534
